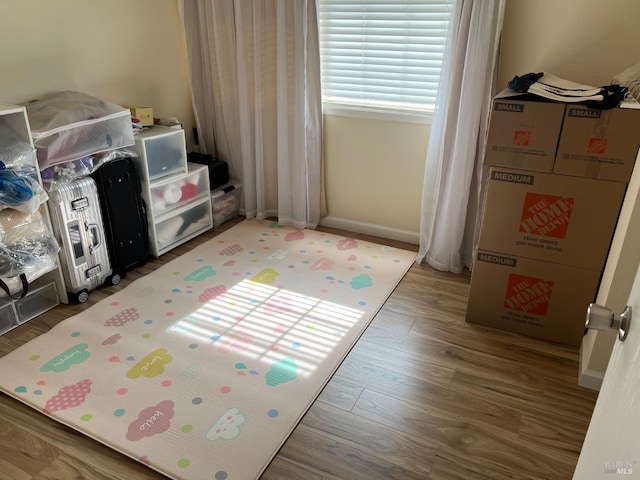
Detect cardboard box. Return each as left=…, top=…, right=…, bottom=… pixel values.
left=465, top=250, right=600, bottom=346
left=477, top=168, right=625, bottom=270
left=554, top=105, right=640, bottom=183
left=484, top=89, right=566, bottom=172
left=125, top=105, right=154, bottom=126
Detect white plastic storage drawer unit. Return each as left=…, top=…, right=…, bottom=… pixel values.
left=131, top=126, right=188, bottom=182
left=148, top=163, right=211, bottom=216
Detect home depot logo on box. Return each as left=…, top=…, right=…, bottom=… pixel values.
left=519, top=192, right=575, bottom=238
left=503, top=273, right=554, bottom=316
left=587, top=137, right=608, bottom=154
left=513, top=130, right=531, bottom=146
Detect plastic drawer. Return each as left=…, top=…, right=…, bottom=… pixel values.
left=0, top=301, right=19, bottom=335
left=16, top=282, right=60, bottom=324
left=211, top=183, right=241, bottom=227
left=132, top=126, right=187, bottom=182
left=153, top=197, right=213, bottom=254
left=148, top=164, right=210, bottom=216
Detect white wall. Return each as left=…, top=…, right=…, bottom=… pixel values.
left=0, top=0, right=194, bottom=147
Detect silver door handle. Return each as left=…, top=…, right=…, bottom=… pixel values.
left=585, top=304, right=631, bottom=341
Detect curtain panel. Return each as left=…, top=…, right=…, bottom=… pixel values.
left=179, top=0, right=323, bottom=229
left=417, top=0, right=506, bottom=273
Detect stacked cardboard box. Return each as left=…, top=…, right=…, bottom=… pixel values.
left=465, top=89, right=640, bottom=346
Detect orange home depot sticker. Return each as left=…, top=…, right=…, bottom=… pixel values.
left=503, top=273, right=554, bottom=316
left=519, top=192, right=574, bottom=238
left=588, top=137, right=607, bottom=154
left=513, top=130, right=530, bottom=146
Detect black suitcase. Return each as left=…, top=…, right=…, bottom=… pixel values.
left=91, top=156, right=149, bottom=278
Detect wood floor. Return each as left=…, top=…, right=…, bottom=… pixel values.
left=0, top=217, right=598, bottom=480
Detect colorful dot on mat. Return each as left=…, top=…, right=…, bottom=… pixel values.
left=292, top=342, right=301, bottom=348
left=166, top=312, right=174, bottom=317
left=186, top=290, right=193, bottom=294
left=348, top=266, right=355, bottom=270
left=164, top=299, right=172, bottom=304
left=182, top=424, right=193, bottom=433
left=267, top=409, right=279, bottom=418
left=161, top=380, right=172, bottom=387
left=30, top=355, right=40, bottom=361
left=173, top=272, right=180, bottom=275
left=117, top=388, right=128, bottom=395
left=249, top=370, right=258, bottom=375
left=80, top=414, right=93, bottom=422
left=248, top=250, right=255, bottom=254
left=127, top=356, right=135, bottom=361
left=215, top=471, right=228, bottom=480
left=210, top=335, right=220, bottom=341
left=71, top=331, right=80, bottom=337
left=302, top=260, right=310, bottom=264
left=250, top=299, right=258, bottom=305
left=320, top=289, right=328, bottom=293
left=114, top=409, right=125, bottom=417
left=326, top=275, right=334, bottom=280
left=324, top=239, right=331, bottom=243
left=144, top=320, right=153, bottom=325
left=372, top=255, right=378, bottom=259
left=338, top=280, right=344, bottom=284
left=14, top=386, right=26, bottom=393
left=192, top=397, right=203, bottom=405
left=33, top=390, right=42, bottom=395
left=271, top=345, right=279, bottom=351
left=358, top=301, right=367, bottom=306
left=306, top=325, right=314, bottom=330
left=288, top=265, right=295, bottom=269
left=262, top=233, right=269, bottom=236
left=189, top=343, right=198, bottom=349
left=237, top=371, right=246, bottom=376
left=299, top=250, right=306, bottom=253
left=232, top=272, right=241, bottom=276
left=213, top=316, right=221, bottom=322
left=235, top=363, right=247, bottom=370
left=364, top=265, right=371, bottom=269
left=110, top=301, right=119, bottom=306
left=142, top=333, right=151, bottom=339
left=197, top=258, right=204, bottom=262
left=177, top=459, right=190, bottom=468
left=172, top=288, right=181, bottom=293
left=220, top=386, right=231, bottom=394
left=37, top=380, right=45, bottom=385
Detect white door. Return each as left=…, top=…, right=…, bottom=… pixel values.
left=573, top=264, right=640, bottom=478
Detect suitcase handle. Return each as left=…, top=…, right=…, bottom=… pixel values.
left=87, top=223, right=102, bottom=252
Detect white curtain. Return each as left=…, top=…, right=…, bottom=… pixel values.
left=416, top=0, right=506, bottom=273
left=179, top=0, right=323, bottom=229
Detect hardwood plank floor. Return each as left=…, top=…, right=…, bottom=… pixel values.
left=0, top=217, right=598, bottom=479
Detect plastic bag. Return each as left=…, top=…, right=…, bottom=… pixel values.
left=0, top=166, right=48, bottom=213
left=0, top=209, right=60, bottom=276
left=40, top=147, right=139, bottom=191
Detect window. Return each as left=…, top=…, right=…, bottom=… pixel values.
left=317, top=0, right=454, bottom=121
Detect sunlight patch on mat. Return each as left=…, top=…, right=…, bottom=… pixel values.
left=166, top=279, right=364, bottom=377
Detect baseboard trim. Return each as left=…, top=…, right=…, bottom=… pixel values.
left=578, top=341, right=604, bottom=391
left=318, top=216, right=419, bottom=245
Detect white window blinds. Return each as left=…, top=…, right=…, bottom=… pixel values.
left=318, top=0, right=454, bottom=116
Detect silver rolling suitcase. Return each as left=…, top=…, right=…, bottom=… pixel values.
left=47, top=177, right=120, bottom=302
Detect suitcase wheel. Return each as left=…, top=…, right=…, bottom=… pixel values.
left=106, top=274, right=121, bottom=286
left=74, top=289, right=89, bottom=304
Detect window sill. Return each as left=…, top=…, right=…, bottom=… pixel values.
left=322, top=103, right=434, bottom=125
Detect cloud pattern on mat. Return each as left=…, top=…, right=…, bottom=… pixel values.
left=44, top=379, right=92, bottom=413
left=206, top=407, right=247, bottom=441
left=126, top=400, right=175, bottom=441
left=127, top=349, right=173, bottom=379
left=40, top=344, right=90, bottom=373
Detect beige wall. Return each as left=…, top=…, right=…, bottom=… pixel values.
left=0, top=0, right=194, bottom=147
left=322, top=115, right=429, bottom=242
